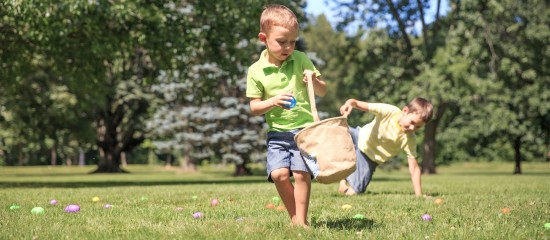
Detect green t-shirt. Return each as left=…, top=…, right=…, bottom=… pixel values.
left=246, top=50, right=321, bottom=132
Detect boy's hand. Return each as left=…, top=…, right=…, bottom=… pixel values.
left=302, top=71, right=317, bottom=84
left=340, top=99, right=356, bottom=117
left=270, top=93, right=294, bottom=109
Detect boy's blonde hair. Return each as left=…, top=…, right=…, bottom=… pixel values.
left=260, top=4, right=298, bottom=34
left=406, top=97, right=433, bottom=123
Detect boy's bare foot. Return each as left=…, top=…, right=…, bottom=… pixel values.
left=291, top=216, right=310, bottom=228
left=291, top=221, right=310, bottom=229
left=338, top=180, right=348, bottom=193
left=344, top=187, right=357, bottom=196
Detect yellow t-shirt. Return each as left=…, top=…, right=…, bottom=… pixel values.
left=357, top=103, right=417, bottom=164
left=246, top=50, right=321, bottom=132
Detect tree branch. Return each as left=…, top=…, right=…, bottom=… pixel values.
left=416, top=0, right=430, bottom=55
left=385, top=0, right=413, bottom=54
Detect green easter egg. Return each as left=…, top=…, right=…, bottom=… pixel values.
left=31, top=207, right=45, bottom=214
left=9, top=205, right=21, bottom=210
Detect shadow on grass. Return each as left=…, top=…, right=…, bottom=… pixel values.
left=0, top=178, right=266, bottom=188
left=313, top=217, right=375, bottom=230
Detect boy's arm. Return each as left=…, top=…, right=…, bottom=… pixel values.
left=407, top=156, right=422, bottom=196
left=312, top=75, right=327, bottom=97
left=249, top=94, right=293, bottom=116
left=302, top=72, right=327, bottom=97
left=340, top=99, right=370, bottom=116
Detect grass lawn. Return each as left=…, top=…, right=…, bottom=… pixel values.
left=1, top=162, right=549, bottom=239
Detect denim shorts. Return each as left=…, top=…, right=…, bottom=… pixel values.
left=346, top=126, right=378, bottom=193
left=266, top=129, right=313, bottom=182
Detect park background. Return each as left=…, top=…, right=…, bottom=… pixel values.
left=1, top=0, right=548, bottom=174
left=1, top=0, right=549, bottom=239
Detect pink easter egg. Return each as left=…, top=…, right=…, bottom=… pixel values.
left=64, top=204, right=80, bottom=213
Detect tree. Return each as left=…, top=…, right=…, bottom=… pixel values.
left=321, top=0, right=451, bottom=172
left=147, top=1, right=307, bottom=175
left=437, top=0, right=550, bottom=173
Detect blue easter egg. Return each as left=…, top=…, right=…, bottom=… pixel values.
left=283, top=96, right=296, bottom=108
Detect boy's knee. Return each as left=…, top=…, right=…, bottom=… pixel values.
left=270, top=168, right=290, bottom=182
left=292, top=171, right=311, bottom=181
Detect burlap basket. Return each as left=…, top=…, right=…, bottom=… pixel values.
left=294, top=70, right=356, bottom=184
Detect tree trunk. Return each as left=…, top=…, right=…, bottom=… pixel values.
left=93, top=118, right=127, bottom=173
left=165, top=154, right=173, bottom=167
left=513, top=136, right=522, bottom=174
left=51, top=145, right=57, bottom=166
left=421, top=102, right=446, bottom=174
left=78, top=148, right=85, bottom=166
left=92, top=147, right=127, bottom=173
left=121, top=151, right=127, bottom=166
left=422, top=120, right=437, bottom=174
left=18, top=151, right=25, bottom=165
left=233, top=155, right=252, bottom=176
left=180, top=154, right=197, bottom=172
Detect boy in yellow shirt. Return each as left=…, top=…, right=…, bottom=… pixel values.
left=337, top=98, right=433, bottom=196
left=246, top=4, right=326, bottom=227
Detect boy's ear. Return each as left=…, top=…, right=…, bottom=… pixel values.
left=402, top=106, right=410, bottom=114
left=258, top=32, right=267, bottom=44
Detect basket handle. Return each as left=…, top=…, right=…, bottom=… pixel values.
left=304, top=70, right=320, bottom=122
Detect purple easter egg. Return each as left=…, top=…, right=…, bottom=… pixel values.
left=421, top=214, right=432, bottom=221
left=211, top=199, right=219, bottom=206
left=104, top=204, right=113, bottom=209
left=50, top=200, right=58, bottom=205
left=64, top=204, right=80, bottom=213
left=192, top=212, right=203, bottom=219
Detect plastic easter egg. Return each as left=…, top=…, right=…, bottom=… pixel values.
left=353, top=214, right=365, bottom=220
left=192, top=212, right=203, bottom=219
left=50, top=200, right=58, bottom=205
left=422, top=214, right=432, bottom=221
left=544, top=223, right=550, bottom=229
left=265, top=203, right=275, bottom=209
left=64, top=204, right=80, bottom=213
left=31, top=207, right=45, bottom=214
left=341, top=204, right=352, bottom=210
left=211, top=199, right=219, bottom=206
left=434, top=198, right=443, bottom=204
left=9, top=205, right=21, bottom=210
left=283, top=96, right=296, bottom=109
left=272, top=196, right=281, bottom=203
left=104, top=204, right=113, bottom=209
left=92, top=197, right=100, bottom=202
left=501, top=208, right=511, bottom=214
left=276, top=206, right=286, bottom=211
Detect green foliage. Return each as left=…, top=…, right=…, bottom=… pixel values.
left=305, top=0, right=549, bottom=167
left=1, top=0, right=548, bottom=169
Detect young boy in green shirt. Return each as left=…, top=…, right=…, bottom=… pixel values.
left=246, top=4, right=326, bottom=227
left=337, top=98, right=433, bottom=196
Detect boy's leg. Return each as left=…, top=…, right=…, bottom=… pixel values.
left=346, top=150, right=377, bottom=194
left=266, top=132, right=298, bottom=222
left=292, top=170, right=311, bottom=226
left=342, top=126, right=377, bottom=194
left=271, top=168, right=297, bottom=220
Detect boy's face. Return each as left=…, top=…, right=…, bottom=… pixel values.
left=398, top=107, right=425, bottom=133
left=259, top=25, right=298, bottom=66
